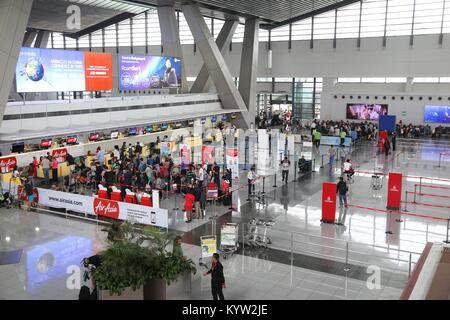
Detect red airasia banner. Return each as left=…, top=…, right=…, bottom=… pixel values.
left=52, top=148, right=68, bottom=163
left=93, top=198, right=120, bottom=219
left=321, top=182, right=337, bottom=223
left=387, top=172, right=402, bottom=210
left=0, top=156, right=17, bottom=173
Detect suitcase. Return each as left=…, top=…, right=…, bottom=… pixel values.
left=222, top=193, right=232, bottom=206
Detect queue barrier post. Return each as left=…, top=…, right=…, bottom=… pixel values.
left=419, top=177, right=423, bottom=194
left=402, top=191, right=408, bottom=213
left=290, top=232, right=294, bottom=263
left=320, top=155, right=324, bottom=168
left=443, top=219, right=450, bottom=244
left=312, top=158, right=316, bottom=173
left=385, top=211, right=393, bottom=235
left=344, top=242, right=350, bottom=272
left=414, top=184, right=417, bottom=203
left=293, top=161, right=297, bottom=182
left=408, top=253, right=412, bottom=278
left=273, top=173, right=277, bottom=188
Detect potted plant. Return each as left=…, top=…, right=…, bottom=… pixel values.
left=93, top=222, right=196, bottom=300
left=138, top=226, right=196, bottom=300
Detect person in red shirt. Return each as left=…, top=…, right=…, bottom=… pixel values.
left=184, top=190, right=195, bottom=223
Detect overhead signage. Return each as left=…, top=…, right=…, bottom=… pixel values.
left=119, top=54, right=182, bottom=90
left=16, top=47, right=113, bottom=92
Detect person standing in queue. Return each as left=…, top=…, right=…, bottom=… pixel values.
left=391, top=132, right=397, bottom=152
left=281, top=156, right=291, bottom=183
left=51, top=156, right=59, bottom=184
left=384, top=137, right=391, bottom=157
left=328, top=145, right=336, bottom=166
left=203, top=253, right=225, bottom=300
left=41, top=156, right=51, bottom=185
left=246, top=165, right=256, bottom=201
left=336, top=176, right=348, bottom=208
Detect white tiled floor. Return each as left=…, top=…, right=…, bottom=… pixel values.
left=0, top=138, right=448, bottom=300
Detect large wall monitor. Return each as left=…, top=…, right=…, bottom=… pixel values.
left=16, top=47, right=112, bottom=92
left=346, top=103, right=388, bottom=120
left=119, top=54, right=182, bottom=90
left=424, top=105, right=450, bottom=124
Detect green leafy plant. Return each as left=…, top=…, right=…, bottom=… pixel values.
left=93, top=223, right=196, bottom=296
left=93, top=241, right=156, bottom=296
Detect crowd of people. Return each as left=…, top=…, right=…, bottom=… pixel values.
left=395, top=121, right=448, bottom=139
left=66, top=141, right=234, bottom=223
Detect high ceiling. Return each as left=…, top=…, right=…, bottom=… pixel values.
left=27, top=0, right=149, bottom=33
left=26, top=0, right=357, bottom=35
left=137, top=0, right=357, bottom=27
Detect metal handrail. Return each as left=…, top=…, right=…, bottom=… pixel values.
left=262, top=225, right=423, bottom=256
left=270, top=234, right=417, bottom=265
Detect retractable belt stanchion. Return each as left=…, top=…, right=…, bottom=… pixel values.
left=312, top=158, right=316, bottom=173
left=386, top=211, right=393, bottom=234
left=320, top=154, right=324, bottom=168
left=293, top=161, right=297, bottom=182
left=273, top=173, right=277, bottom=188
left=444, top=219, right=450, bottom=244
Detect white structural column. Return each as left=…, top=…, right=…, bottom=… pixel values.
left=182, top=4, right=252, bottom=129
left=157, top=4, right=188, bottom=93
left=190, top=20, right=238, bottom=93
left=34, top=30, right=50, bottom=48
left=238, top=18, right=259, bottom=122
left=0, top=0, right=33, bottom=119
left=22, top=30, right=37, bottom=46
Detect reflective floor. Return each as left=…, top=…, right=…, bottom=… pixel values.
left=0, top=138, right=449, bottom=299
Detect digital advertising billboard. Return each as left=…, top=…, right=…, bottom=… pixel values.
left=346, top=103, right=388, bottom=120
left=84, top=51, right=113, bottom=91
left=424, top=105, right=450, bottom=124
left=119, top=54, right=182, bottom=90
left=15, top=47, right=113, bottom=92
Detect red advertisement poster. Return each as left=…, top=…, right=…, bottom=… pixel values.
left=202, top=145, right=215, bottom=165
left=180, top=144, right=191, bottom=164
left=93, top=198, right=120, bottom=219
left=0, top=156, right=17, bottom=173
left=387, top=172, right=402, bottom=210
left=52, top=148, right=68, bottom=163
left=379, top=130, right=388, bottom=152
left=84, top=52, right=113, bottom=91
left=321, top=182, right=337, bottom=223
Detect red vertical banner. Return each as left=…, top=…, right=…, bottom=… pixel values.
left=321, top=182, right=337, bottom=223
left=379, top=130, right=388, bottom=152
left=387, top=172, right=402, bottom=210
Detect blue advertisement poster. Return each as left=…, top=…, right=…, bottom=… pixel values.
left=26, top=236, right=92, bottom=292
left=119, top=54, right=182, bottom=90
left=320, top=136, right=352, bottom=147
left=379, top=115, right=396, bottom=132
left=424, top=105, right=450, bottom=124
left=16, top=47, right=85, bottom=92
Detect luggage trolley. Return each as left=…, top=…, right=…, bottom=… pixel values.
left=219, top=223, right=239, bottom=259
left=371, top=174, right=383, bottom=191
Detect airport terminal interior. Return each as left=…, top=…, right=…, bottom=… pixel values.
left=0, top=0, right=450, bottom=302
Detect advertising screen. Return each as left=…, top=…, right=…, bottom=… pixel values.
left=15, top=48, right=113, bottom=92
left=346, top=103, right=388, bottom=120
left=16, top=47, right=85, bottom=92
left=119, top=54, right=182, bottom=90
left=84, top=51, right=113, bottom=91
left=424, top=105, right=450, bottom=124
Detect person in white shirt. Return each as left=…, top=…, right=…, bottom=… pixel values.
left=247, top=166, right=256, bottom=201
left=280, top=156, right=291, bottom=183
left=343, top=159, right=354, bottom=178
left=197, top=165, right=204, bottom=183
